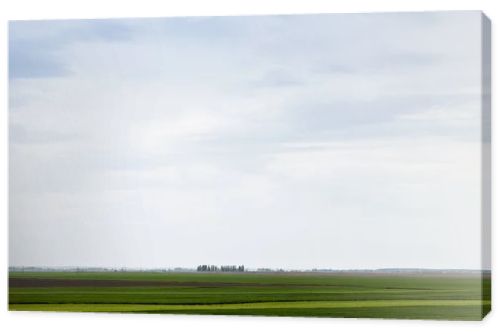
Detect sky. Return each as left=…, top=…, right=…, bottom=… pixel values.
left=9, top=12, right=487, bottom=270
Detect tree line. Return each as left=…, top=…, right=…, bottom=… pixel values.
left=197, top=265, right=245, bottom=272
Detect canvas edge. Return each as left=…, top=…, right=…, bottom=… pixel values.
left=480, top=11, right=492, bottom=320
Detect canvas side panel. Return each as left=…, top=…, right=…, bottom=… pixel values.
left=480, top=12, right=492, bottom=319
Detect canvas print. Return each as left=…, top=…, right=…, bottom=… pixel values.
left=8, top=11, right=491, bottom=320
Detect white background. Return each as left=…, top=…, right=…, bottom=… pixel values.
left=0, top=0, right=497, bottom=333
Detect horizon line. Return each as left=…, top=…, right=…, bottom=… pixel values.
left=8, top=265, right=490, bottom=272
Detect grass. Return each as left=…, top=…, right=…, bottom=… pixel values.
left=9, top=271, right=491, bottom=320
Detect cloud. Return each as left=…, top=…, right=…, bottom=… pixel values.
left=9, top=19, right=132, bottom=79
left=9, top=12, right=485, bottom=269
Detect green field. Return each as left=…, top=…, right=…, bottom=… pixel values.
left=9, top=271, right=491, bottom=320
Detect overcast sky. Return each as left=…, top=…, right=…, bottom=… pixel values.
left=9, top=12, right=486, bottom=270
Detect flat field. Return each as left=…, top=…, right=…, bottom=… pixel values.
left=9, top=271, right=491, bottom=320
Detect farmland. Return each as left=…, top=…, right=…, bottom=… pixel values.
left=9, top=271, right=490, bottom=320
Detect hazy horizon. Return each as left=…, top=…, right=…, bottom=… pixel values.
left=9, top=12, right=488, bottom=270
left=8, top=265, right=489, bottom=272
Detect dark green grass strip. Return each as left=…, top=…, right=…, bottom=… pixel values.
left=9, top=272, right=489, bottom=320
left=9, top=301, right=487, bottom=320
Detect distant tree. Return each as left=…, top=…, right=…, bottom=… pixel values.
left=197, top=264, right=245, bottom=272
